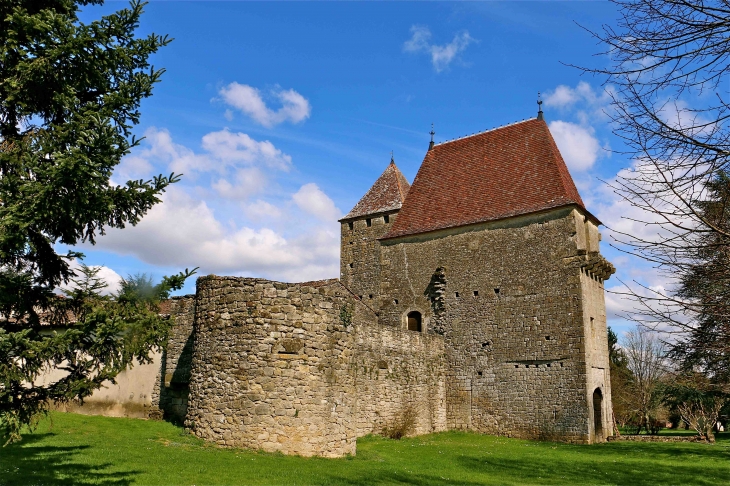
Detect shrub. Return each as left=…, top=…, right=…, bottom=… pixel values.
left=381, top=405, right=417, bottom=440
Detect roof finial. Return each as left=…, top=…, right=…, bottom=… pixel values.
left=428, top=123, right=435, bottom=151
left=390, top=150, right=394, bottom=164
left=537, top=92, right=544, bottom=121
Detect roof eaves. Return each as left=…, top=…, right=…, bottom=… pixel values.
left=338, top=207, right=401, bottom=223
left=380, top=202, right=600, bottom=242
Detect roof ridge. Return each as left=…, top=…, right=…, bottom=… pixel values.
left=434, top=118, right=536, bottom=147
left=341, top=160, right=412, bottom=220
left=394, top=164, right=407, bottom=202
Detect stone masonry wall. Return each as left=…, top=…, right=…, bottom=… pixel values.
left=183, top=275, right=448, bottom=457
left=576, top=218, right=613, bottom=442
left=340, top=212, right=399, bottom=313
left=150, top=295, right=196, bottom=422
left=352, top=322, right=447, bottom=437
left=185, top=277, right=364, bottom=457
left=378, top=207, right=611, bottom=443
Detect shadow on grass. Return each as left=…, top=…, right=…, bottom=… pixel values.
left=0, top=433, right=139, bottom=486
left=456, top=442, right=730, bottom=486
left=319, top=469, right=490, bottom=486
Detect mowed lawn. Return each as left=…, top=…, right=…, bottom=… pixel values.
left=1, top=413, right=729, bottom=485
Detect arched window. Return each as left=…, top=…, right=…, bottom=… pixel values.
left=407, top=311, right=422, bottom=332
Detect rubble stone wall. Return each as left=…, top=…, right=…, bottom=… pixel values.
left=378, top=207, right=612, bottom=443
left=352, top=322, right=447, bottom=437
left=340, top=212, right=400, bottom=314
left=182, top=276, right=448, bottom=457
left=150, top=295, right=196, bottom=422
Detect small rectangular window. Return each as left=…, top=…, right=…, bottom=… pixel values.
left=473, top=290, right=479, bottom=297
left=384, top=214, right=390, bottom=223
left=366, top=218, right=372, bottom=227
left=455, top=292, right=460, bottom=298
left=347, top=221, right=353, bottom=230
left=348, top=263, right=353, bottom=268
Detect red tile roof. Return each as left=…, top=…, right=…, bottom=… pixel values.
left=341, top=159, right=411, bottom=220
left=382, top=118, right=586, bottom=240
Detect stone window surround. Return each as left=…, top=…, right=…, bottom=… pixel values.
left=401, top=308, right=428, bottom=332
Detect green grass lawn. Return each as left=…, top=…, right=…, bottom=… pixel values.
left=1, top=412, right=729, bottom=486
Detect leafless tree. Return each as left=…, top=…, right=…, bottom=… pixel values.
left=581, top=0, right=730, bottom=381
left=622, top=327, right=667, bottom=433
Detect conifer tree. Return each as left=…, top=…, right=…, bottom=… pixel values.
left=0, top=0, right=190, bottom=443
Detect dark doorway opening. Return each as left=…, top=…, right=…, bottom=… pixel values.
left=407, top=311, right=422, bottom=332
left=593, top=388, right=603, bottom=442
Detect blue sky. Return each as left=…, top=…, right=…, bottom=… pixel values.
left=70, top=1, right=656, bottom=333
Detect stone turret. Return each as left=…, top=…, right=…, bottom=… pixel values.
left=339, top=158, right=410, bottom=311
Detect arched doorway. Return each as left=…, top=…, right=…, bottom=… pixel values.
left=593, top=388, right=603, bottom=441
left=407, top=311, right=422, bottom=332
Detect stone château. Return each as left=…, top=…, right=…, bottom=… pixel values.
left=79, top=114, right=617, bottom=457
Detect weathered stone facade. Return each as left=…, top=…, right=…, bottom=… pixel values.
left=145, top=116, right=616, bottom=456
left=175, top=276, right=446, bottom=457
left=365, top=207, right=612, bottom=442
left=150, top=295, right=195, bottom=423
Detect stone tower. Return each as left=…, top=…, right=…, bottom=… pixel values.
left=342, top=117, right=616, bottom=443
left=339, top=158, right=410, bottom=312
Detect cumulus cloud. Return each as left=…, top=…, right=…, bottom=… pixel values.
left=218, top=83, right=311, bottom=127
left=62, top=260, right=123, bottom=296
left=201, top=129, right=292, bottom=171
left=543, top=81, right=612, bottom=110
left=403, top=25, right=476, bottom=72
left=548, top=121, right=601, bottom=171
left=292, top=183, right=342, bottom=222
left=244, top=199, right=283, bottom=221
left=114, top=127, right=291, bottom=185
left=94, top=187, right=340, bottom=282
left=212, top=168, right=268, bottom=200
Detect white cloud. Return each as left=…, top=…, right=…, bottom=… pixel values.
left=543, top=85, right=580, bottom=108
left=94, top=187, right=340, bottom=283
left=212, top=168, right=267, bottom=200
left=403, top=25, right=476, bottom=73
left=244, top=199, right=283, bottom=221
left=292, top=183, right=341, bottom=222
left=104, top=126, right=342, bottom=284
left=62, top=260, right=123, bottom=296
left=218, top=83, right=311, bottom=128
left=201, top=129, right=292, bottom=171
left=114, top=154, right=153, bottom=182
left=548, top=121, right=601, bottom=171
left=543, top=81, right=612, bottom=110
left=115, top=127, right=291, bottom=186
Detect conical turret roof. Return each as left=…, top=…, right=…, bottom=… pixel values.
left=341, top=160, right=411, bottom=220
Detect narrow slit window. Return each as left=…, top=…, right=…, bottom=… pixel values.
left=384, top=214, right=390, bottom=223
left=366, top=218, right=372, bottom=227
left=348, top=221, right=353, bottom=231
